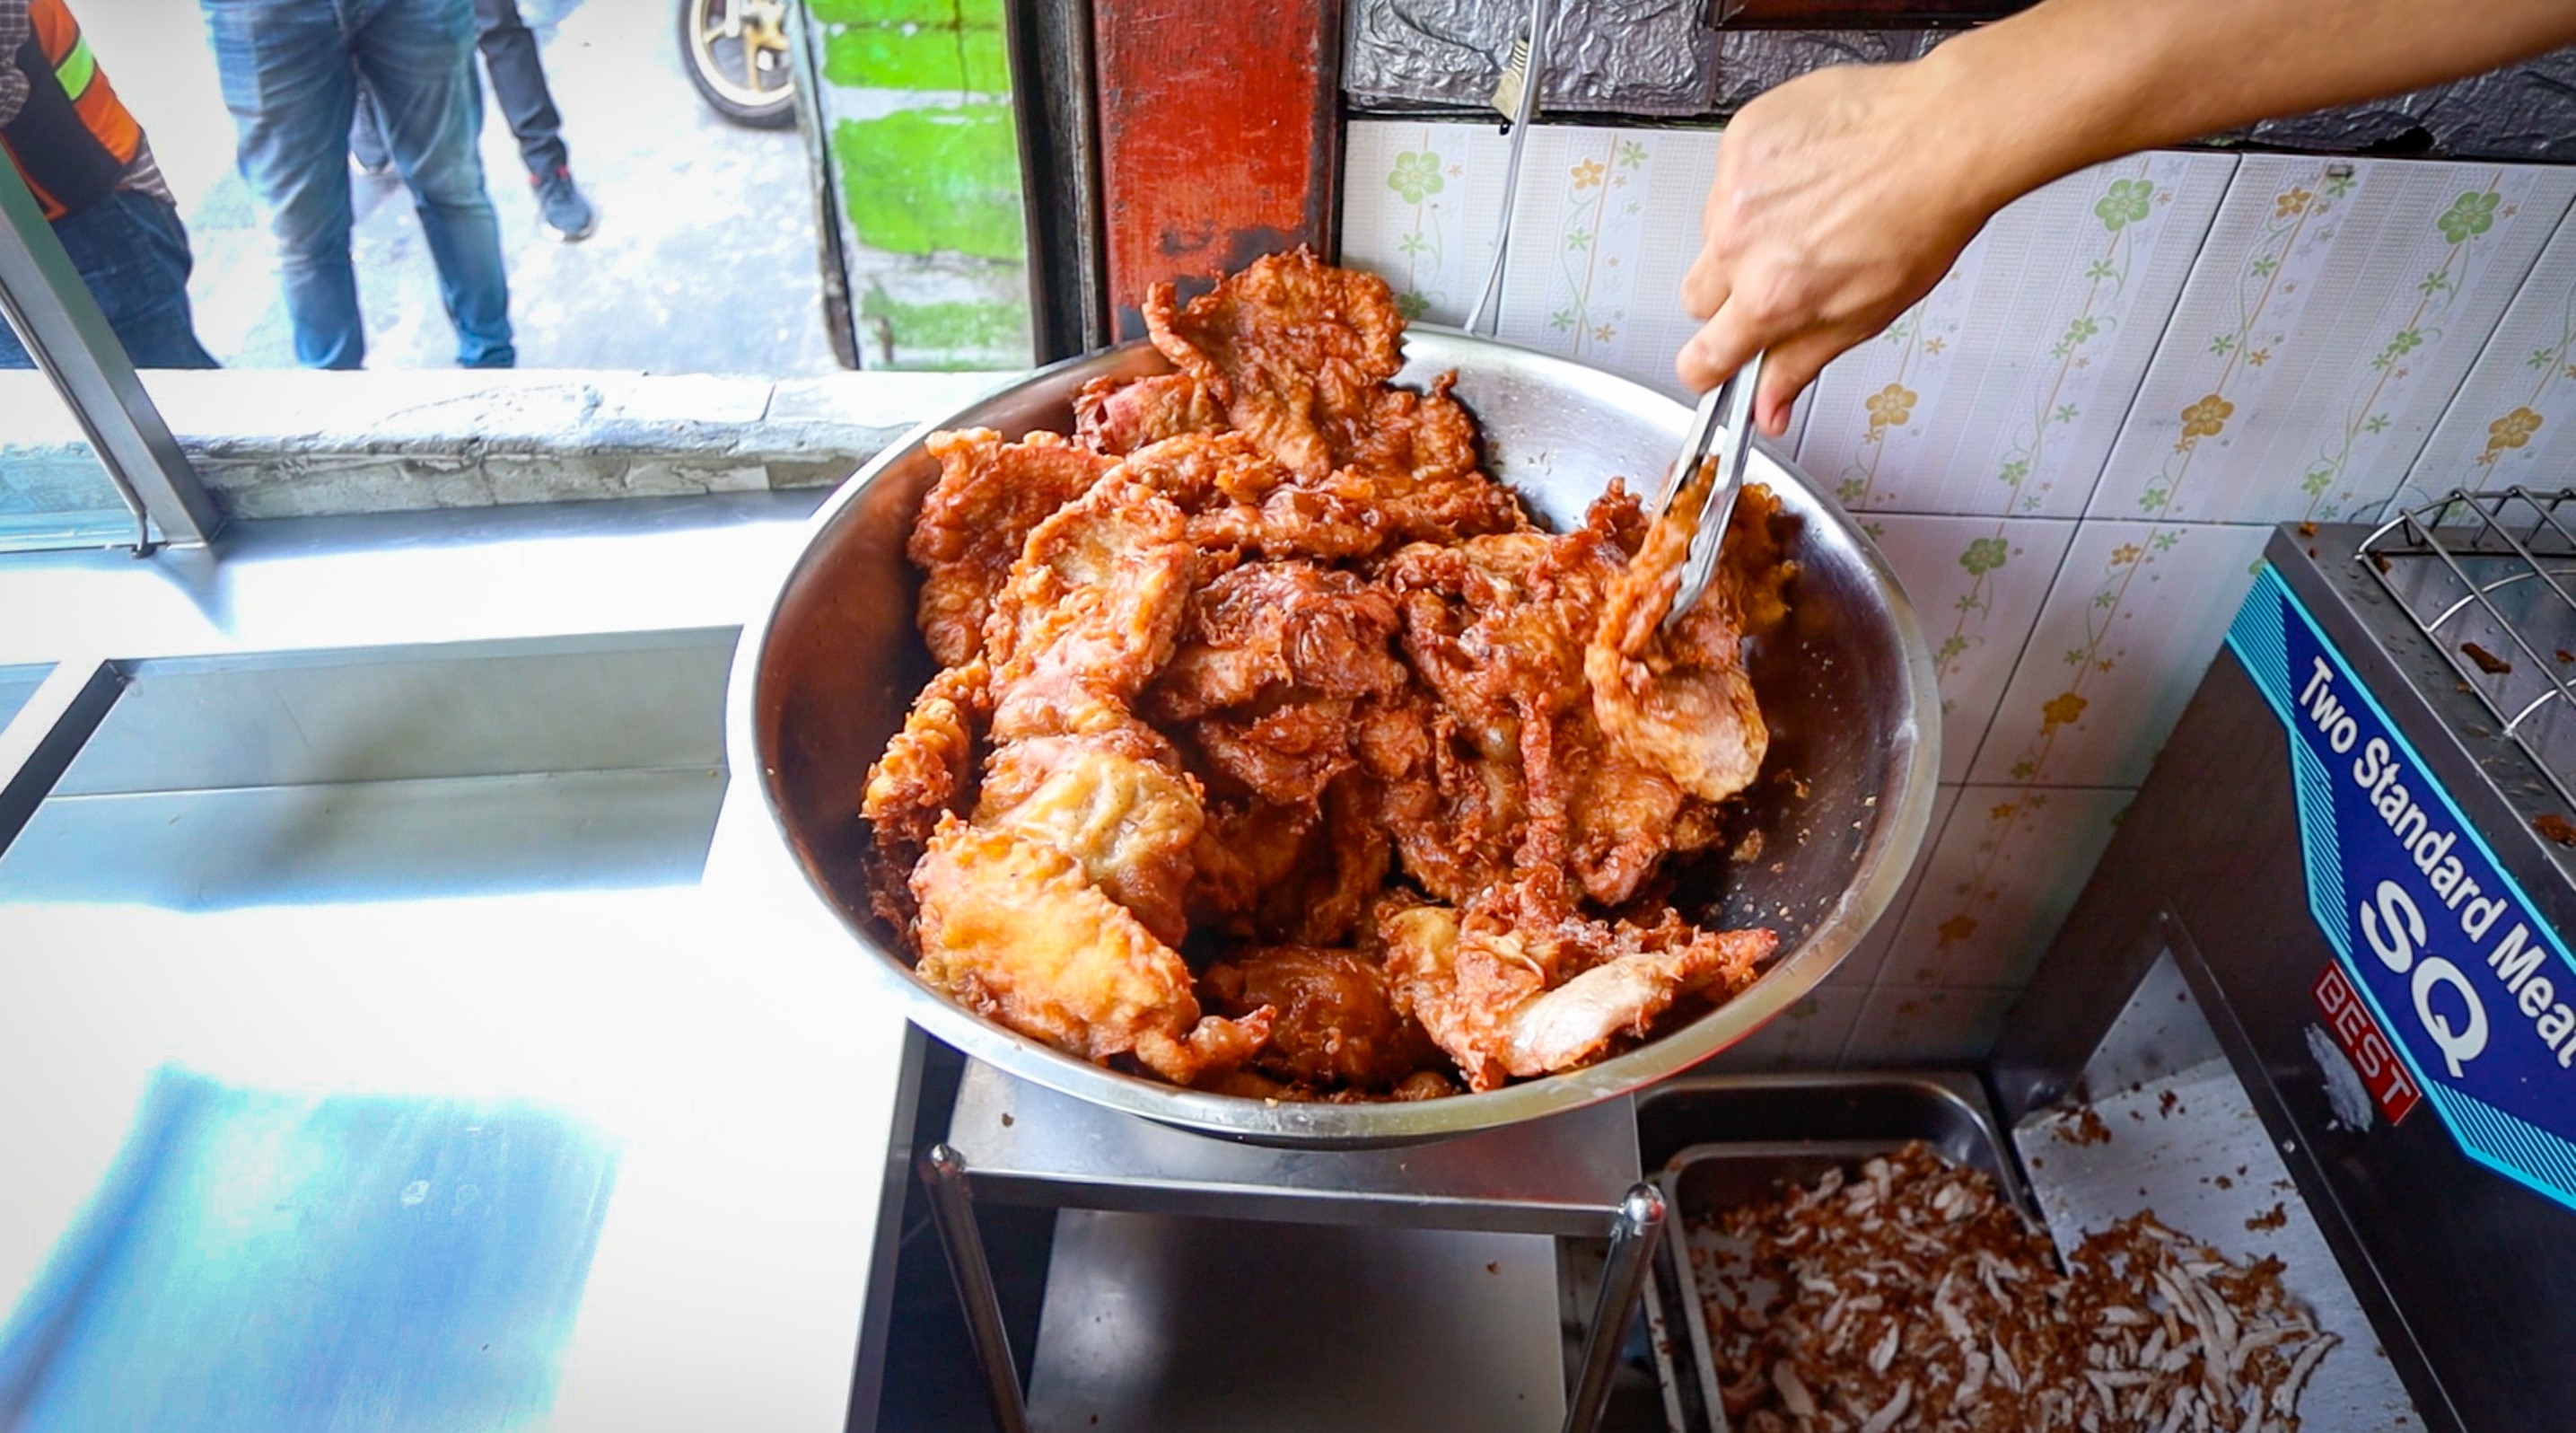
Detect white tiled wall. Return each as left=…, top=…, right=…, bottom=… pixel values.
left=1491, top=127, right=1719, bottom=400
left=1863, top=514, right=2079, bottom=786
left=1967, top=520, right=2274, bottom=788
left=1339, top=122, right=1514, bottom=329
left=1801, top=151, right=2231, bottom=520
left=2089, top=157, right=2576, bottom=526
left=2389, top=205, right=2576, bottom=513
left=1342, top=121, right=2564, bottom=1068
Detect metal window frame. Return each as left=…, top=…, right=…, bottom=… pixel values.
left=0, top=156, right=222, bottom=551
left=0, top=658, right=123, bottom=857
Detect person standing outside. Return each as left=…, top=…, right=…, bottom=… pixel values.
left=1678, top=0, right=2576, bottom=430
left=351, top=0, right=596, bottom=242
left=201, top=0, right=514, bottom=369
left=0, top=0, right=218, bottom=369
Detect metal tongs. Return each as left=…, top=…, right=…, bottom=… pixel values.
left=1649, top=351, right=1764, bottom=632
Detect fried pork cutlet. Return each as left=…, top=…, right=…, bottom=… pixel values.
left=864, top=251, right=1792, bottom=1102
left=1378, top=884, right=1775, bottom=1092
left=1074, top=371, right=1225, bottom=455
left=1589, top=479, right=1793, bottom=809
left=912, top=821, right=1268, bottom=1085
left=1144, top=248, right=1407, bottom=482
left=1139, top=249, right=1529, bottom=551
left=1204, top=943, right=1440, bottom=1091
left=911, top=429, right=1113, bottom=667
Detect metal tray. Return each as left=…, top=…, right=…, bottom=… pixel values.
left=1633, top=1073, right=2027, bottom=1433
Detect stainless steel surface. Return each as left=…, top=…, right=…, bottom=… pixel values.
left=0, top=659, right=119, bottom=856
left=945, top=1060, right=1640, bottom=1236
left=1564, top=1183, right=1665, bottom=1433
left=919, top=1144, right=1033, bottom=1433
left=0, top=631, right=733, bottom=907
left=0, top=489, right=828, bottom=673
left=1652, top=352, right=1761, bottom=633
left=0, top=769, right=725, bottom=906
left=48, top=632, right=734, bottom=796
left=735, top=329, right=1941, bottom=1146
left=1023, top=1211, right=1566, bottom=1433
left=2359, top=487, right=2576, bottom=811
left=2049, top=939, right=2225, bottom=1104
left=0, top=150, right=219, bottom=549
left=1634, top=1072, right=2022, bottom=1433
left=2017, top=1045, right=2423, bottom=1433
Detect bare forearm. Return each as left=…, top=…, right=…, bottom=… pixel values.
left=1934, top=0, right=2576, bottom=208
left=1680, top=0, right=2576, bottom=409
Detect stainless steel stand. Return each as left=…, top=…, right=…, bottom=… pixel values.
left=917, top=1061, right=1661, bottom=1433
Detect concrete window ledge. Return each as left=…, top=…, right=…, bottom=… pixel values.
left=0, top=368, right=1019, bottom=522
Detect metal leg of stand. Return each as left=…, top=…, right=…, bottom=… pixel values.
left=918, top=1143, right=1032, bottom=1433
left=1564, top=1181, right=1667, bottom=1433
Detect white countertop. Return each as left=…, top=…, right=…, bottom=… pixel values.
left=0, top=495, right=922, bottom=1430
left=0, top=783, right=916, bottom=1431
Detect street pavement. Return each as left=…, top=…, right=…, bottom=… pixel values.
left=81, top=0, right=841, bottom=376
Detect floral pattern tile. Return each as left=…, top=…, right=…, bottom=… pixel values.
left=2087, top=156, right=2576, bottom=525
left=1492, top=125, right=1721, bottom=399
left=2386, top=204, right=2576, bottom=514
left=1875, top=783, right=2136, bottom=991
left=1797, top=151, right=2232, bottom=519
left=1339, top=131, right=2576, bottom=1066
left=1862, top=514, right=2080, bottom=785
left=1827, top=785, right=1966, bottom=989
left=1340, top=120, right=1515, bottom=328
left=1967, top=521, right=2273, bottom=788
left=1708, top=987, right=1871, bottom=1074
left=1844, top=984, right=2024, bottom=1068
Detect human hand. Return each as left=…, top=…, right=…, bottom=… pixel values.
left=1678, top=55, right=2011, bottom=435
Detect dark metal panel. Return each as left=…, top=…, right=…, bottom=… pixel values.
left=1996, top=528, right=2576, bottom=1433
left=1344, top=0, right=1718, bottom=117
left=1012, top=0, right=1108, bottom=359
left=2243, top=47, right=2576, bottom=163
left=1711, top=29, right=1935, bottom=110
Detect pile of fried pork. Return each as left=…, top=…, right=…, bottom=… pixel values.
left=862, top=250, right=1792, bottom=1100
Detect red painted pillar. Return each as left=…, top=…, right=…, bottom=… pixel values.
left=1091, top=0, right=1344, bottom=338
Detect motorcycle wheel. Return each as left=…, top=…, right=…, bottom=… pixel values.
left=681, top=0, right=799, bottom=129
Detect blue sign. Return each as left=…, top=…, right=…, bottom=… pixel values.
left=2230, top=564, right=2576, bottom=1212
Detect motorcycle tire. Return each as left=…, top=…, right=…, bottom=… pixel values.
left=680, top=0, right=799, bottom=130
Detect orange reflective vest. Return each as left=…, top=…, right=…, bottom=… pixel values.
left=4, top=0, right=145, bottom=219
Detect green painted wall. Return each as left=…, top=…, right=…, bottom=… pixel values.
left=819, top=12, right=1007, bottom=91
left=830, top=107, right=1024, bottom=262
left=809, top=0, right=1031, bottom=369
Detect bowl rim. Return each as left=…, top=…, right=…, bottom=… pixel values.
left=726, top=329, right=1942, bottom=1147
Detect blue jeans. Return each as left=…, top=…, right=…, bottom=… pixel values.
left=0, top=191, right=218, bottom=370
left=201, top=0, right=515, bottom=369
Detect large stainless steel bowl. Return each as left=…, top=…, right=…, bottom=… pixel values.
left=729, top=330, right=1940, bottom=1146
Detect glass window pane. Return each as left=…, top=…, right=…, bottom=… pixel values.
left=0, top=358, right=133, bottom=552
left=82, top=0, right=878, bottom=378
left=0, top=663, right=54, bottom=730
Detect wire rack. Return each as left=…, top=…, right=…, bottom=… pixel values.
left=2358, top=488, right=2576, bottom=812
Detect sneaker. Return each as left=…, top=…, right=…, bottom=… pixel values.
left=533, top=166, right=597, bottom=242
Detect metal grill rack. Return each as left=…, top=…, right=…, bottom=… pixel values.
left=2358, top=486, right=2576, bottom=810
